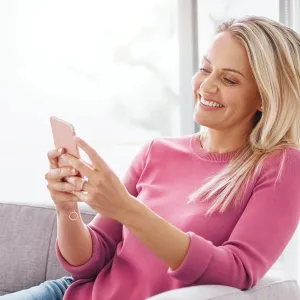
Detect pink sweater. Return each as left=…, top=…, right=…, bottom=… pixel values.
left=56, top=133, right=300, bottom=300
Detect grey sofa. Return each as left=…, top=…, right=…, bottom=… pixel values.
left=1, top=202, right=299, bottom=300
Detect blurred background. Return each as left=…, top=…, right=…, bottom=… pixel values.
left=1, top=0, right=299, bottom=285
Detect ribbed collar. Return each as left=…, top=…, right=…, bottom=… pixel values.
left=190, top=132, right=241, bottom=163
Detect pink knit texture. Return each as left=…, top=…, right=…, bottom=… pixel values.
left=56, top=133, right=300, bottom=300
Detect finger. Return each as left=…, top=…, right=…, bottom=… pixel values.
left=47, top=181, right=83, bottom=193
left=86, top=162, right=93, bottom=168
left=47, top=148, right=65, bottom=169
left=71, top=190, right=89, bottom=203
left=45, top=167, right=78, bottom=181
left=51, top=191, right=84, bottom=203
left=61, top=154, right=95, bottom=182
left=77, top=162, right=93, bottom=179
left=74, top=137, right=110, bottom=172
left=65, top=176, right=90, bottom=191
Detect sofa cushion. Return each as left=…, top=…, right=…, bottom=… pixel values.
left=0, top=202, right=96, bottom=295
left=245, top=269, right=300, bottom=300
left=146, top=269, right=300, bottom=300
left=146, top=285, right=249, bottom=300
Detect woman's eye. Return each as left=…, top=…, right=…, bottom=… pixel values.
left=199, top=68, right=237, bottom=85
left=199, top=68, right=210, bottom=73
left=224, top=78, right=237, bottom=84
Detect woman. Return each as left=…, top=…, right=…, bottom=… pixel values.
left=2, top=15, right=300, bottom=300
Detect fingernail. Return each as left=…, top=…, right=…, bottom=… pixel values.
left=58, top=148, right=63, bottom=153
left=72, top=169, right=77, bottom=174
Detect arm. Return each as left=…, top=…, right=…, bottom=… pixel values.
left=123, top=200, right=190, bottom=271
left=55, top=213, right=123, bottom=280
left=55, top=140, right=154, bottom=280
left=122, top=148, right=300, bottom=290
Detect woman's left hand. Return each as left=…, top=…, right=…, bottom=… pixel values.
left=61, top=136, right=135, bottom=223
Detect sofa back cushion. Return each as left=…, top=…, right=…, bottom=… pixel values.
left=0, top=202, right=96, bottom=295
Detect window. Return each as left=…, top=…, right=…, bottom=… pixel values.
left=0, top=0, right=179, bottom=210
left=197, top=0, right=279, bottom=58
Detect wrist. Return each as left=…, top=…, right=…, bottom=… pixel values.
left=118, top=196, right=148, bottom=227
left=55, top=203, right=80, bottom=220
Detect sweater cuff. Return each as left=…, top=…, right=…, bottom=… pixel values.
left=167, top=231, right=214, bottom=284
left=55, top=225, right=102, bottom=280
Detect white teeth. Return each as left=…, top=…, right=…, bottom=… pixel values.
left=200, top=98, right=224, bottom=107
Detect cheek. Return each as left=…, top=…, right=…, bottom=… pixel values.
left=223, top=92, right=243, bottom=108
left=223, top=92, right=255, bottom=114
left=192, top=73, right=203, bottom=89
left=192, top=73, right=204, bottom=100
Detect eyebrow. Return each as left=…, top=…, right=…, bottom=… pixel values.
left=203, top=55, right=246, bottom=78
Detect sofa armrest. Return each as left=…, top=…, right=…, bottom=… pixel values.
left=146, top=285, right=249, bottom=300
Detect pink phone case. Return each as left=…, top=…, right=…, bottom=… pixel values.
left=50, top=116, right=83, bottom=177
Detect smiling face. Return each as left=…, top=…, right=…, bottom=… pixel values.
left=192, top=31, right=262, bottom=139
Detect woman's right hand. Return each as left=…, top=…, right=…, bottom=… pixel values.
left=45, top=148, right=83, bottom=215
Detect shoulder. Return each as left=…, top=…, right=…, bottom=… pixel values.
left=132, top=134, right=194, bottom=169
left=147, top=134, right=193, bottom=156
left=254, top=147, right=300, bottom=186
left=263, top=147, right=300, bottom=169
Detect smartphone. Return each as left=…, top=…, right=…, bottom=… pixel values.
left=50, top=116, right=83, bottom=178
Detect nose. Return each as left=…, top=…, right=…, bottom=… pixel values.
left=200, top=75, right=218, bottom=94
left=192, top=71, right=218, bottom=102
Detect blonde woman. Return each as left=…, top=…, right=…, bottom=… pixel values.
left=3, top=15, right=300, bottom=300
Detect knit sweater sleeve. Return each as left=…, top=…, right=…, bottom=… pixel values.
left=55, top=140, right=154, bottom=280
left=167, top=148, right=300, bottom=290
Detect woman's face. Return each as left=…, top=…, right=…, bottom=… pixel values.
left=192, top=31, right=261, bottom=135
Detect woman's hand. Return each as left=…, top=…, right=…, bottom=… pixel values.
left=61, top=137, right=136, bottom=223
left=45, top=148, right=84, bottom=215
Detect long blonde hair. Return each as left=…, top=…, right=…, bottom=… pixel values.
left=187, top=15, right=300, bottom=216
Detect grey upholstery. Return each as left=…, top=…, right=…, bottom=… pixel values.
left=146, top=269, right=300, bottom=300
left=1, top=202, right=299, bottom=299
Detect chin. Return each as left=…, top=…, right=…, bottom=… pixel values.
left=193, top=100, right=206, bottom=123
left=194, top=116, right=210, bottom=128
left=193, top=111, right=207, bottom=127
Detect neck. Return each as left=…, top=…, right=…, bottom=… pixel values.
left=199, top=134, right=246, bottom=153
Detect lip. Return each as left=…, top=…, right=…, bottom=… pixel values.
left=201, top=97, right=224, bottom=106
left=199, top=99, right=225, bottom=111
left=204, top=98, right=222, bottom=104
left=197, top=92, right=224, bottom=106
